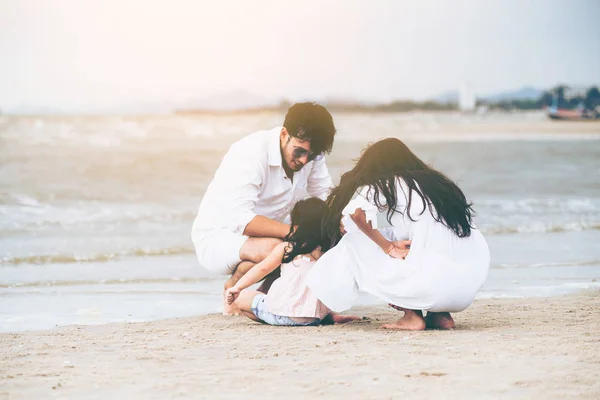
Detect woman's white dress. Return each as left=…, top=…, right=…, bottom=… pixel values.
left=306, top=178, right=490, bottom=313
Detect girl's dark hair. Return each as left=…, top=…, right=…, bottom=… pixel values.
left=282, top=197, right=331, bottom=264
left=323, top=138, right=474, bottom=248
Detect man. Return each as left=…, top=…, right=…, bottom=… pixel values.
left=191, top=102, right=336, bottom=314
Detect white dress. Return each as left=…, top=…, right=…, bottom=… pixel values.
left=306, top=178, right=490, bottom=313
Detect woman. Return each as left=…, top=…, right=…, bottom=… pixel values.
left=306, top=138, right=490, bottom=330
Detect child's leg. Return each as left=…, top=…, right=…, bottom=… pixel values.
left=223, top=261, right=255, bottom=315
left=234, top=290, right=263, bottom=322
left=321, top=312, right=363, bottom=325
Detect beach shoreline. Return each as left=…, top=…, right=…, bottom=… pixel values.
left=1, top=290, right=598, bottom=399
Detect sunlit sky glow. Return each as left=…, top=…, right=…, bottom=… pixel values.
left=1, top=0, right=599, bottom=112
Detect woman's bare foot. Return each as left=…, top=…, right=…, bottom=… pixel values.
left=382, top=307, right=426, bottom=331
left=425, top=312, right=455, bottom=330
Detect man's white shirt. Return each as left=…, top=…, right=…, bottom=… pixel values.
left=192, top=127, right=333, bottom=236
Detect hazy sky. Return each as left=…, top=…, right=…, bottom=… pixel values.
left=1, top=0, right=599, bottom=112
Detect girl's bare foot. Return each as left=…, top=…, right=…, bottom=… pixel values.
left=382, top=307, right=426, bottom=331
left=425, top=312, right=455, bottom=329
left=222, top=291, right=241, bottom=316
left=320, top=313, right=363, bottom=325
left=331, top=314, right=363, bottom=324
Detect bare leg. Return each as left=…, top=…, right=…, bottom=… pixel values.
left=425, top=312, right=455, bottom=330
left=382, top=305, right=426, bottom=331
left=234, top=290, right=263, bottom=323
left=222, top=237, right=282, bottom=316
left=239, top=237, right=283, bottom=264
left=225, top=261, right=255, bottom=290
left=321, top=312, right=363, bottom=325
left=223, top=261, right=255, bottom=315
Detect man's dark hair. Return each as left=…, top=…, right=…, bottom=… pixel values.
left=283, top=102, right=336, bottom=155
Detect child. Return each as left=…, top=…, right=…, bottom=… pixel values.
left=226, top=198, right=360, bottom=326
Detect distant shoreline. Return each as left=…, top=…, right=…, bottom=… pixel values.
left=175, top=103, right=458, bottom=115
left=0, top=108, right=560, bottom=118
left=3, top=111, right=600, bottom=135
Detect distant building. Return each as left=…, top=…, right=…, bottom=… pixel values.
left=459, top=82, right=476, bottom=112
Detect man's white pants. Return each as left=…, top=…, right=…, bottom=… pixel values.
left=193, top=229, right=249, bottom=275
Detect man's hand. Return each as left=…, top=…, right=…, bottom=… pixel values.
left=225, top=287, right=241, bottom=305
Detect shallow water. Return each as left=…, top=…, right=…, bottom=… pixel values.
left=1, top=111, right=599, bottom=331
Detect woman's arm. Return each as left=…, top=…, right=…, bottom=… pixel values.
left=350, top=208, right=410, bottom=259
left=350, top=208, right=392, bottom=250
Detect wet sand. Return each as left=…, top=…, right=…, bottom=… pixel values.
left=1, top=291, right=599, bottom=399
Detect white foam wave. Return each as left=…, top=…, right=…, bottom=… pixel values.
left=479, top=197, right=600, bottom=214
left=480, top=221, right=600, bottom=235
left=493, top=260, right=600, bottom=269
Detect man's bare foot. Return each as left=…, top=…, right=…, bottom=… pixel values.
left=425, top=312, right=455, bottom=330
left=382, top=308, right=426, bottom=331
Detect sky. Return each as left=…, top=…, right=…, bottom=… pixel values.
left=1, top=0, right=599, bottom=112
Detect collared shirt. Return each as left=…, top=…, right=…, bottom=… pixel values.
left=192, top=127, right=333, bottom=235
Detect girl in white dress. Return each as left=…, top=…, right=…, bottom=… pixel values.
left=306, top=138, right=490, bottom=330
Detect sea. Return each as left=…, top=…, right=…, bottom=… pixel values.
left=1, top=111, right=599, bottom=332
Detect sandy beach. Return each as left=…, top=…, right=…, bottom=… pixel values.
left=1, top=291, right=598, bottom=399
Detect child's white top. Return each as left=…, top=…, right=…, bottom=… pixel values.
left=266, top=256, right=330, bottom=319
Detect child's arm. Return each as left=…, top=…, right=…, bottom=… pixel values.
left=226, top=242, right=287, bottom=304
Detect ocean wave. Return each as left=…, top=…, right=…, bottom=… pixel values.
left=492, top=260, right=600, bottom=269
left=0, top=246, right=195, bottom=266
left=478, top=197, right=600, bottom=214
left=0, top=193, right=44, bottom=207
left=475, top=281, right=600, bottom=299
left=395, top=132, right=600, bottom=143
left=480, top=221, right=600, bottom=235
left=0, top=203, right=198, bottom=231
left=0, top=276, right=215, bottom=289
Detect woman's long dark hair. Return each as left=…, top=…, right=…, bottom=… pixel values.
left=323, top=138, right=474, bottom=248
left=282, top=197, right=331, bottom=264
